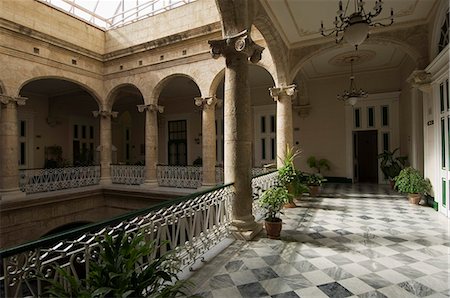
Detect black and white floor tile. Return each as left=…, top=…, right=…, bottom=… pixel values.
left=188, top=184, right=450, bottom=298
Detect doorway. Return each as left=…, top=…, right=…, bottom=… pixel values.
left=354, top=130, right=378, bottom=183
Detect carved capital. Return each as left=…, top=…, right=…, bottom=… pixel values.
left=407, top=70, right=432, bottom=93
left=137, top=104, right=164, bottom=113
left=194, top=96, right=222, bottom=110
left=92, top=110, right=118, bottom=118
left=208, top=30, right=264, bottom=64
left=269, top=84, right=297, bottom=102
left=0, top=95, right=27, bottom=106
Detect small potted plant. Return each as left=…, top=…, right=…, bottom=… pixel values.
left=259, top=186, right=292, bottom=239
left=306, top=156, right=330, bottom=174
left=305, top=173, right=326, bottom=197
left=394, top=167, right=432, bottom=204
left=378, top=148, right=408, bottom=187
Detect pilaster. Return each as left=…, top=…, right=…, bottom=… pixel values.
left=137, top=104, right=164, bottom=187
left=195, top=96, right=222, bottom=187
left=0, top=95, right=27, bottom=199
left=209, top=30, right=264, bottom=239
left=270, top=84, right=297, bottom=168
left=92, top=110, right=118, bottom=185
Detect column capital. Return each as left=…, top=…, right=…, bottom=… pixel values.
left=269, top=84, right=297, bottom=102
left=194, top=96, right=222, bottom=110
left=407, top=70, right=432, bottom=93
left=208, top=30, right=264, bottom=64
left=0, top=95, right=27, bottom=106
left=92, top=110, right=118, bottom=118
left=137, top=104, right=164, bottom=113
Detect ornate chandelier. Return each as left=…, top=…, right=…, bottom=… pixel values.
left=337, top=58, right=368, bottom=105
left=320, top=0, right=394, bottom=49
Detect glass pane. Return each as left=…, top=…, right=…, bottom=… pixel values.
left=271, top=138, right=275, bottom=160
left=442, top=118, right=446, bottom=168
left=440, top=83, right=445, bottom=112
left=74, top=125, right=78, bottom=139
left=271, top=116, right=275, bottom=133
left=383, top=133, right=389, bottom=152
left=126, top=128, right=130, bottom=141
left=442, top=179, right=447, bottom=207
left=368, top=107, right=375, bottom=127
left=354, top=108, right=360, bottom=128
left=82, top=125, right=86, bottom=139
left=20, top=121, right=26, bottom=137
left=261, top=139, right=266, bottom=160
left=90, top=126, right=94, bottom=139
left=382, top=106, right=389, bottom=126
left=261, top=116, right=266, bottom=133
left=448, top=117, right=450, bottom=166
left=20, top=142, right=26, bottom=165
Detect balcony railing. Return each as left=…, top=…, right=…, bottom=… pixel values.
left=1, top=171, right=278, bottom=298
left=157, top=165, right=202, bottom=188
left=111, top=164, right=145, bottom=185
left=19, top=166, right=101, bottom=194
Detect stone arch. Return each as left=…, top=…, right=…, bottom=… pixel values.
left=18, top=76, right=102, bottom=109
left=209, top=69, right=225, bottom=97
left=430, top=1, right=449, bottom=60
left=152, top=73, right=201, bottom=105
left=105, top=83, right=145, bottom=111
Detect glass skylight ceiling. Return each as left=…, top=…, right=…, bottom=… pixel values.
left=37, top=0, right=195, bottom=30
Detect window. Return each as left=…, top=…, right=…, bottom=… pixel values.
left=261, top=139, right=266, bottom=160
left=381, top=106, right=389, bottom=126
left=383, top=133, right=389, bottom=152
left=442, top=118, right=446, bottom=168
left=368, top=107, right=375, bottom=127
left=270, top=116, right=275, bottom=133
left=441, top=83, right=446, bottom=112
left=261, top=116, right=266, bottom=133
left=74, top=125, right=78, bottom=139
left=354, top=108, right=361, bottom=128
left=82, top=125, right=86, bottom=139
left=438, top=10, right=449, bottom=53
left=168, top=120, right=187, bottom=165
left=90, top=126, right=94, bottom=139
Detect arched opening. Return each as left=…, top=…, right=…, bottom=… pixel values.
left=157, top=75, right=201, bottom=166
left=292, top=42, right=417, bottom=184
left=110, top=84, right=145, bottom=165
left=212, top=64, right=275, bottom=167
left=19, top=78, right=100, bottom=169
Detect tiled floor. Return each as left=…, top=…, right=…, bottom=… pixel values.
left=188, top=184, right=450, bottom=298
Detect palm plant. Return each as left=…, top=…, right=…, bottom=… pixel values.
left=378, top=148, right=408, bottom=180
left=306, top=156, right=330, bottom=174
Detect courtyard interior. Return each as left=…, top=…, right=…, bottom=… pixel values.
left=188, top=184, right=450, bottom=298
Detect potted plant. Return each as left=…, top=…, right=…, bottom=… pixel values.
left=278, top=146, right=301, bottom=207
left=259, top=186, right=291, bottom=239
left=305, top=173, right=326, bottom=197
left=306, top=156, right=330, bottom=174
left=394, top=167, right=432, bottom=204
left=378, top=148, right=408, bottom=187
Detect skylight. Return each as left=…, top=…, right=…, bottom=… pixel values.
left=36, top=0, right=195, bottom=30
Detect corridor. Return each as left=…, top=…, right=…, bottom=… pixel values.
left=190, top=184, right=450, bottom=298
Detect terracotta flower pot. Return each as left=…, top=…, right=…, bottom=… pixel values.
left=283, top=201, right=297, bottom=208
left=264, top=218, right=282, bottom=239
left=408, top=193, right=421, bottom=204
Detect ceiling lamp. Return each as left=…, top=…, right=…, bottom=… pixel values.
left=337, top=58, right=368, bottom=105
left=320, top=0, right=394, bottom=49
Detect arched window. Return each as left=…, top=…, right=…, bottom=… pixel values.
left=438, top=10, right=449, bottom=53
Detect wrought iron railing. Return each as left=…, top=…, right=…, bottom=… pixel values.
left=19, top=166, right=101, bottom=194
left=157, top=165, right=203, bottom=188
left=111, top=165, right=145, bottom=185
left=251, top=171, right=279, bottom=220
left=0, top=183, right=234, bottom=298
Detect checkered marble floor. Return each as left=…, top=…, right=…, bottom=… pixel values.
left=188, top=184, right=450, bottom=298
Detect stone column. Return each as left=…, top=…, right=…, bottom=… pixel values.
left=92, top=110, right=118, bottom=184
left=138, top=104, right=164, bottom=186
left=209, top=30, right=264, bottom=239
left=195, top=96, right=221, bottom=187
left=270, top=85, right=297, bottom=168
left=0, top=95, right=26, bottom=198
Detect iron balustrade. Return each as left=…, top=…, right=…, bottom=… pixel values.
left=19, top=166, right=101, bottom=194
left=111, top=164, right=145, bottom=185
left=1, top=171, right=278, bottom=298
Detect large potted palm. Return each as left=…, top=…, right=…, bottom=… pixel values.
left=278, top=146, right=302, bottom=207
left=259, top=186, right=291, bottom=239
left=394, top=167, right=432, bottom=204
left=378, top=148, right=408, bottom=187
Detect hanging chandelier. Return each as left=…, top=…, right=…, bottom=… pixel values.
left=320, top=0, right=394, bottom=49
left=337, top=57, right=368, bottom=105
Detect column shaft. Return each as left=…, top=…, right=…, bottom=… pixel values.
left=0, top=101, right=20, bottom=193
left=99, top=116, right=112, bottom=183
left=145, top=109, right=158, bottom=185
left=276, top=94, right=294, bottom=168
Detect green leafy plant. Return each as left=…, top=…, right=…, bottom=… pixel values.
left=43, top=230, right=193, bottom=298
left=290, top=170, right=309, bottom=196
left=278, top=146, right=301, bottom=186
left=378, top=148, right=408, bottom=180
left=306, top=156, right=330, bottom=174
left=259, top=186, right=292, bottom=221
left=394, top=167, right=432, bottom=195
left=305, top=173, right=326, bottom=186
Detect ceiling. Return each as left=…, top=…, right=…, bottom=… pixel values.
left=261, top=0, right=437, bottom=48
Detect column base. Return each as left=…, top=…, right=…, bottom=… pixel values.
left=229, top=219, right=263, bottom=241
left=143, top=179, right=158, bottom=188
